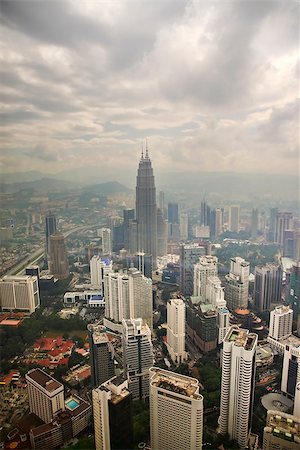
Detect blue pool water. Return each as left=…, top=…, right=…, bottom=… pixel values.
left=66, top=398, right=80, bottom=410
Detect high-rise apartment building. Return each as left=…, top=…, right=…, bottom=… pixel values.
left=166, top=298, right=187, bottom=364
left=88, top=324, right=115, bottom=388
left=99, top=228, right=112, bottom=255
left=0, top=275, right=40, bottom=313
left=224, top=257, right=250, bottom=311
left=104, top=268, right=153, bottom=329
left=122, top=318, right=153, bottom=400
left=135, top=148, right=157, bottom=265
left=228, top=205, right=240, bottom=232
left=90, top=256, right=113, bottom=292
left=263, top=410, right=300, bottom=449
left=180, top=244, right=206, bottom=297
left=149, top=367, right=203, bottom=450
left=26, top=368, right=65, bottom=424
left=254, top=264, right=282, bottom=312
left=49, top=233, right=69, bottom=280
left=219, top=326, right=258, bottom=448
left=193, top=255, right=218, bottom=300
left=269, top=305, right=293, bottom=340
left=206, top=276, right=230, bottom=344
left=275, top=212, right=293, bottom=246
left=92, top=376, right=133, bottom=450
left=45, top=212, right=57, bottom=257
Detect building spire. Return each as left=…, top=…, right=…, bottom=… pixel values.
left=141, top=142, right=144, bottom=159
left=145, top=138, right=149, bottom=159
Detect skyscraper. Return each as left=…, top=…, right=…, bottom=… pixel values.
left=45, top=212, right=57, bottom=258
left=92, top=376, right=133, bottom=450
left=135, top=147, right=157, bottom=266
left=180, top=243, right=206, bottom=296
left=254, top=264, right=282, bottom=312
left=166, top=298, right=187, bottom=364
left=99, top=228, right=112, bottom=255
left=49, top=233, right=69, bottom=280
left=193, top=255, right=218, bottom=300
left=88, top=324, right=115, bottom=388
left=149, top=367, right=203, bottom=450
left=251, top=208, right=259, bottom=240
left=269, top=305, right=293, bottom=340
left=0, top=275, right=40, bottom=314
left=228, top=205, right=240, bottom=232
left=219, top=326, right=258, bottom=448
left=224, top=257, right=250, bottom=311
left=275, top=212, right=293, bottom=246
left=90, top=256, right=113, bottom=293
left=122, top=318, right=153, bottom=400
left=157, top=208, right=168, bottom=256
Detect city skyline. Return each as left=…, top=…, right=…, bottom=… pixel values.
left=1, top=1, right=298, bottom=181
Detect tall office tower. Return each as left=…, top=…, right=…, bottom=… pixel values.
left=200, top=200, right=210, bottom=226
left=90, top=256, right=113, bottom=293
left=88, top=324, right=115, bottom=388
left=149, top=367, right=203, bottom=450
left=104, top=268, right=153, bottom=329
left=180, top=244, right=206, bottom=296
left=0, top=275, right=40, bottom=313
left=168, top=202, right=179, bottom=224
left=180, top=212, right=189, bottom=240
left=254, top=264, right=282, bottom=312
left=219, top=326, right=258, bottom=448
left=263, top=411, right=300, bottom=449
left=92, top=376, right=133, bottom=450
left=157, top=209, right=168, bottom=256
left=45, top=212, right=57, bottom=257
left=135, top=148, right=157, bottom=266
left=294, top=382, right=300, bottom=417
left=158, top=190, right=165, bottom=217
left=99, top=228, right=112, bottom=255
left=128, top=219, right=138, bottom=254
left=288, top=262, right=300, bottom=333
left=206, top=277, right=230, bottom=344
left=26, top=368, right=64, bottom=424
left=224, top=257, right=250, bottom=311
left=166, top=298, right=187, bottom=364
left=210, top=208, right=224, bottom=240
left=49, top=233, right=69, bottom=279
left=281, top=345, right=300, bottom=397
left=193, top=255, right=218, bottom=300
left=269, top=305, right=293, bottom=340
left=228, top=205, right=240, bottom=232
left=123, top=209, right=135, bottom=250
left=251, top=208, right=259, bottom=240
left=283, top=229, right=296, bottom=258
left=122, top=318, right=153, bottom=400
left=269, top=207, right=278, bottom=242
left=275, top=212, right=294, bottom=246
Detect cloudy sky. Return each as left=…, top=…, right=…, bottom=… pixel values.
left=1, top=0, right=299, bottom=182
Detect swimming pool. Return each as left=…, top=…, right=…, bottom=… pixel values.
left=65, top=398, right=80, bottom=410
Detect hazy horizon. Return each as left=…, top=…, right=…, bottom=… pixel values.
left=1, top=1, right=298, bottom=179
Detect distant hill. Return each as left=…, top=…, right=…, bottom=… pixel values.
left=0, top=177, right=77, bottom=194
left=82, top=181, right=131, bottom=195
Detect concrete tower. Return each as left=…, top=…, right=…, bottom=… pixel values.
left=193, top=255, right=218, bottom=300
left=166, top=298, right=187, bottom=364
left=49, top=233, right=69, bottom=280
left=135, top=146, right=157, bottom=266
left=219, top=326, right=258, bottom=448
left=88, top=324, right=115, bottom=388
left=269, top=305, right=293, bottom=340
left=45, top=212, right=57, bottom=258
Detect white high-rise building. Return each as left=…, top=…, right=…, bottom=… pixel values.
left=166, top=298, right=187, bottom=364
left=269, top=305, right=293, bottom=340
left=150, top=367, right=203, bottom=450
left=229, top=205, right=240, bottom=232
left=206, top=277, right=230, bottom=344
left=224, top=257, right=250, bottom=311
left=180, top=244, right=206, bottom=297
left=104, top=268, right=152, bottom=329
left=92, top=376, right=133, bottom=450
left=122, top=318, right=153, bottom=400
left=99, top=228, right=112, bottom=255
left=0, top=275, right=40, bottom=314
left=219, top=326, right=258, bottom=448
left=26, top=368, right=65, bottom=424
left=193, top=255, right=218, bottom=300
left=90, top=256, right=113, bottom=293
left=281, top=345, right=300, bottom=398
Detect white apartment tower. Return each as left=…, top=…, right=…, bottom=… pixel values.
left=99, top=228, right=112, bottom=255
left=206, top=277, right=230, bottom=344
left=122, top=318, right=154, bottom=400
left=0, top=275, right=40, bottom=314
left=193, top=255, right=218, bottom=300
left=104, top=268, right=153, bottom=329
left=150, top=367, right=203, bottom=450
left=224, top=257, right=250, bottom=311
left=166, top=298, right=187, bottom=364
left=26, top=368, right=65, bottom=424
left=269, top=305, right=293, bottom=340
left=90, top=256, right=113, bottom=293
left=219, top=326, right=258, bottom=449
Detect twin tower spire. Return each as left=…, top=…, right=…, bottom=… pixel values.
left=140, top=139, right=150, bottom=160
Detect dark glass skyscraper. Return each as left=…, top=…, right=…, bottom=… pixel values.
left=45, top=212, right=57, bottom=257
left=135, top=148, right=157, bottom=265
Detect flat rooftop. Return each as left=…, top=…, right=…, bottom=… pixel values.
left=26, top=368, right=62, bottom=392
left=226, top=327, right=257, bottom=351
left=150, top=367, right=202, bottom=400
left=278, top=335, right=300, bottom=350
left=265, top=411, right=300, bottom=442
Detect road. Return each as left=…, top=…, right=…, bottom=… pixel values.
left=5, top=225, right=92, bottom=276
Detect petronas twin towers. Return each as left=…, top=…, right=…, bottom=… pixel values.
left=135, top=146, right=157, bottom=264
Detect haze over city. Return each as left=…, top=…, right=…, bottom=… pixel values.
left=1, top=0, right=299, bottom=185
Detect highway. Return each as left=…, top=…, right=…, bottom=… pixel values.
left=5, top=225, right=91, bottom=276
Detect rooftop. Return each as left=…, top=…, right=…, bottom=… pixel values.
left=226, top=327, right=257, bottom=351
left=265, top=411, right=300, bottom=443
left=26, top=368, right=62, bottom=392
left=150, top=367, right=202, bottom=400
